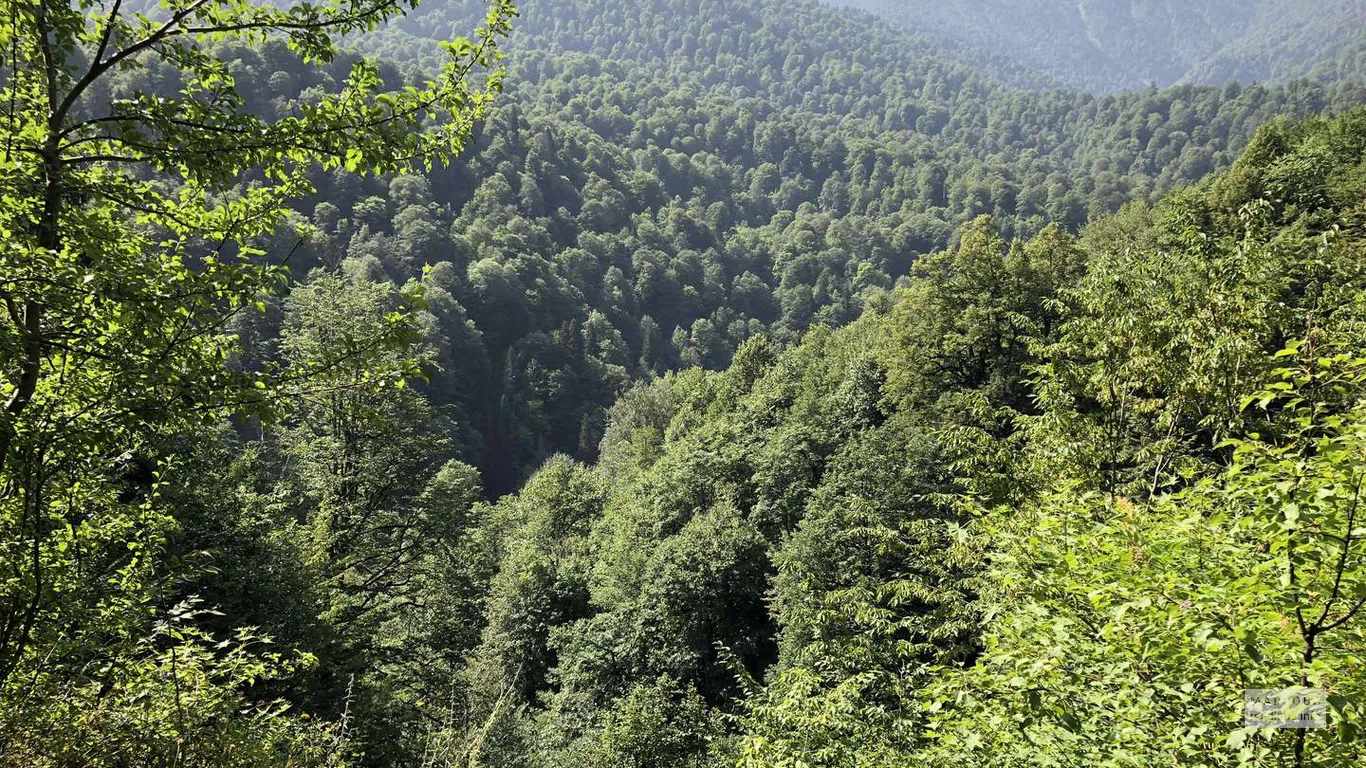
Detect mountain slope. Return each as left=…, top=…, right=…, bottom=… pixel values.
left=828, top=0, right=1366, bottom=92
left=242, top=0, right=1363, bottom=496
left=467, top=106, right=1366, bottom=768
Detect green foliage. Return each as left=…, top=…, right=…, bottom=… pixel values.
left=5, top=0, right=1366, bottom=764
left=28, top=94, right=1349, bottom=767
left=582, top=676, right=727, bottom=768
left=735, top=106, right=1366, bottom=768
left=1028, top=110, right=1366, bottom=499
left=3, top=599, right=344, bottom=768
left=915, top=351, right=1366, bottom=767
left=0, top=0, right=511, bottom=764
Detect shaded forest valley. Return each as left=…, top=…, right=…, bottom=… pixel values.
left=3, top=0, right=1366, bottom=766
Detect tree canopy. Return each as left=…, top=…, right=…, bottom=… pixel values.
left=0, top=0, right=511, bottom=763
left=3, top=0, right=1366, bottom=766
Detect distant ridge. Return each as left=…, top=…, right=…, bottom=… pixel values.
left=825, top=0, right=1366, bottom=92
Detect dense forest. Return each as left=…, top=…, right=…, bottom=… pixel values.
left=238, top=0, right=1366, bottom=495
left=3, top=0, right=1366, bottom=767
left=465, top=106, right=1366, bottom=767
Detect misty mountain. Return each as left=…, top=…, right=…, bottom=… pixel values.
left=825, top=0, right=1366, bottom=91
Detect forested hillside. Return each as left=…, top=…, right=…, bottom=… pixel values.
left=231, top=0, right=1366, bottom=495
left=456, top=104, right=1366, bottom=768
left=830, top=0, right=1366, bottom=92
left=4, top=0, right=1366, bottom=767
